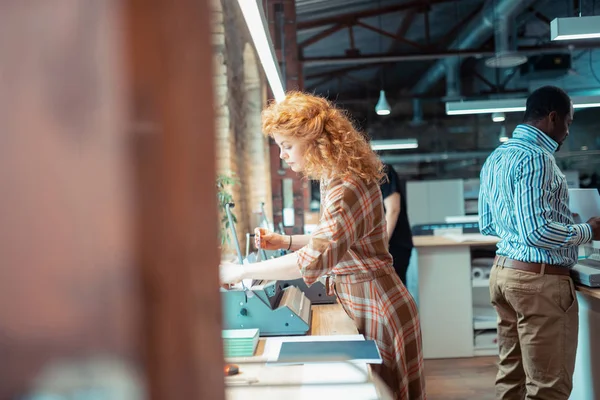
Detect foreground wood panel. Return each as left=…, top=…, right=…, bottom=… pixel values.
left=126, top=0, right=224, bottom=398
left=0, top=0, right=223, bottom=398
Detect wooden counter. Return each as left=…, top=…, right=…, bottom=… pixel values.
left=249, top=303, right=357, bottom=359
left=308, top=303, right=357, bottom=335
left=224, top=304, right=393, bottom=400
left=413, top=235, right=596, bottom=296
left=576, top=285, right=600, bottom=300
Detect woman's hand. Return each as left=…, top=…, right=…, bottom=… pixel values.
left=219, top=262, right=245, bottom=285
left=255, top=228, right=286, bottom=250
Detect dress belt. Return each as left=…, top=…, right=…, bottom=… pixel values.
left=494, top=255, right=570, bottom=276
left=324, top=268, right=393, bottom=296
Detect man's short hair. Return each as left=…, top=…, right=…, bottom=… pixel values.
left=523, top=86, right=572, bottom=122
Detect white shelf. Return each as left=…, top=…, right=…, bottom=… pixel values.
left=474, top=347, right=498, bottom=357
left=474, top=320, right=497, bottom=330
left=472, top=279, right=489, bottom=288
left=473, top=306, right=497, bottom=332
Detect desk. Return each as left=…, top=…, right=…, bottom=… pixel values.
left=571, top=286, right=600, bottom=400
left=411, top=235, right=499, bottom=359
left=225, top=304, right=393, bottom=400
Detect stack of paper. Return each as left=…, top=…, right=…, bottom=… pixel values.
left=222, top=328, right=259, bottom=358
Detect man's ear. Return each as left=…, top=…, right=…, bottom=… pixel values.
left=548, top=111, right=557, bottom=124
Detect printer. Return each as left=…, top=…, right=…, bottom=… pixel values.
left=571, top=242, right=600, bottom=287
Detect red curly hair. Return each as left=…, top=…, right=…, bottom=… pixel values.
left=261, top=91, right=385, bottom=184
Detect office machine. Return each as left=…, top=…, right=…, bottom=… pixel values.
left=571, top=243, right=600, bottom=288
left=412, top=222, right=481, bottom=236
left=280, top=277, right=336, bottom=305
left=258, top=202, right=336, bottom=305
left=221, top=280, right=311, bottom=336
left=221, top=202, right=312, bottom=336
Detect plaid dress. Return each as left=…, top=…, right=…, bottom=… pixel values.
left=297, top=177, right=426, bottom=400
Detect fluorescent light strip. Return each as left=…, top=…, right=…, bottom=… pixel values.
left=447, top=106, right=525, bottom=115
left=446, top=95, right=600, bottom=115
left=551, top=16, right=600, bottom=41
left=554, top=33, right=600, bottom=40
left=237, top=0, right=286, bottom=103
left=371, top=140, right=418, bottom=151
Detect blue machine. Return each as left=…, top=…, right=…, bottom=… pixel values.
left=221, top=280, right=311, bottom=336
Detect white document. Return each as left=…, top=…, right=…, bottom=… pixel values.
left=569, top=189, right=600, bottom=248
left=569, top=189, right=600, bottom=223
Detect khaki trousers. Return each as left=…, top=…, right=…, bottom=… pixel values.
left=489, top=262, right=579, bottom=400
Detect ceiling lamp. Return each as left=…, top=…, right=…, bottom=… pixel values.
left=491, top=112, right=506, bottom=122
left=446, top=98, right=526, bottom=115
left=375, top=90, right=391, bottom=115
left=499, top=126, right=509, bottom=143
left=551, top=16, right=600, bottom=41
left=446, top=95, right=600, bottom=115
left=237, top=0, right=285, bottom=102
left=370, top=139, right=418, bottom=151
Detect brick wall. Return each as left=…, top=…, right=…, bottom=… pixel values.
left=212, top=0, right=273, bottom=255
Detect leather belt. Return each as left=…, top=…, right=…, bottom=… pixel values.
left=494, top=255, right=571, bottom=276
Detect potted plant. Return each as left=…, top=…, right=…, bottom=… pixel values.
left=216, top=173, right=240, bottom=247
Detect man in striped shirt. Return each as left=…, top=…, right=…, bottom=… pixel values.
left=479, top=86, right=600, bottom=399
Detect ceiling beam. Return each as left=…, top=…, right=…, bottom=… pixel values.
left=305, top=64, right=381, bottom=80
left=391, top=8, right=419, bottom=51
left=301, top=42, right=600, bottom=66
left=355, top=20, right=423, bottom=49
left=297, top=0, right=457, bottom=30
left=299, top=23, right=345, bottom=49
left=527, top=6, right=551, bottom=25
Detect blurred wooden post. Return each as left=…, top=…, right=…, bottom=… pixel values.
left=0, top=0, right=223, bottom=399
left=127, top=0, right=224, bottom=398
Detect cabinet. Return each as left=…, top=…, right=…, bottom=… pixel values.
left=411, top=236, right=499, bottom=359
left=471, top=256, right=499, bottom=356
left=406, top=180, right=465, bottom=225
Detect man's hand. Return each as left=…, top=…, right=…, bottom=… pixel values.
left=586, top=217, right=600, bottom=240
left=255, top=228, right=286, bottom=250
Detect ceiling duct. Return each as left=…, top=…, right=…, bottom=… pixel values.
left=485, top=15, right=527, bottom=68
left=411, top=0, right=536, bottom=96
left=443, top=57, right=461, bottom=101
left=410, top=98, right=425, bottom=126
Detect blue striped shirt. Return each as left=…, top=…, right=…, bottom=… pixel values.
left=478, top=124, right=593, bottom=267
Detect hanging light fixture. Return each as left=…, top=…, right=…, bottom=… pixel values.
left=491, top=112, right=505, bottom=122
left=551, top=15, right=600, bottom=41
left=375, top=90, right=391, bottom=115
left=374, top=0, right=391, bottom=116
left=499, top=125, right=509, bottom=143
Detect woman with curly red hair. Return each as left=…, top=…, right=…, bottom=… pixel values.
left=220, top=92, right=426, bottom=399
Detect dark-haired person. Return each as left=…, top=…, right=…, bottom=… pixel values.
left=380, top=163, right=413, bottom=285
left=479, top=85, right=600, bottom=399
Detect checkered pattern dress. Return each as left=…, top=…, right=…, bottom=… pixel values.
left=297, top=177, right=426, bottom=400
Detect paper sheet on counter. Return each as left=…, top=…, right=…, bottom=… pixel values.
left=263, top=334, right=364, bottom=362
